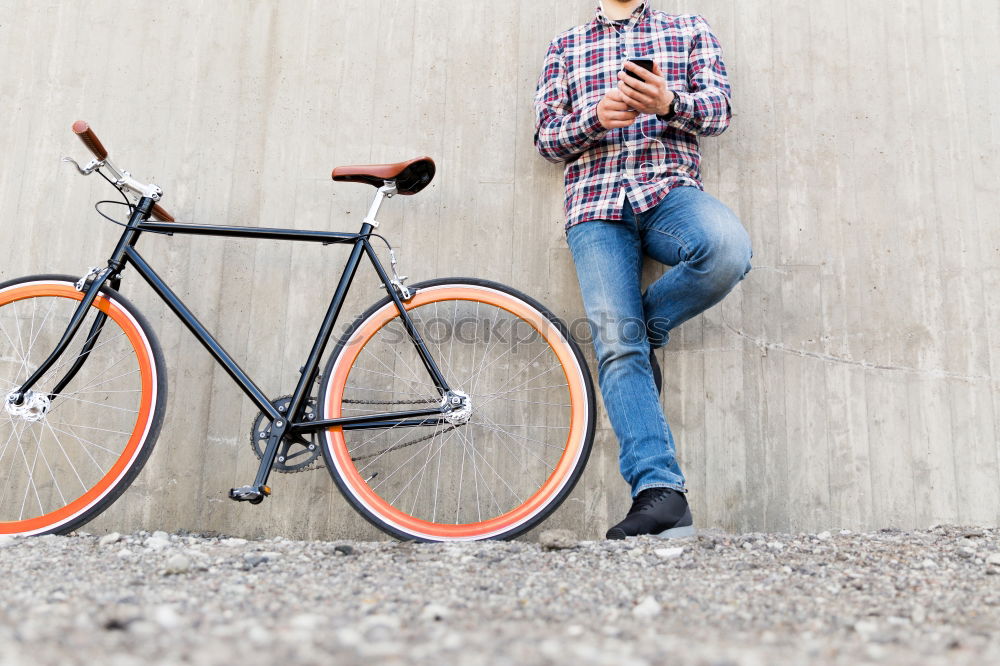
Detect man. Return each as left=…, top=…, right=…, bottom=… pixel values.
left=533, top=0, right=753, bottom=539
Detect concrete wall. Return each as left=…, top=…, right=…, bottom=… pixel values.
left=1, top=0, right=997, bottom=539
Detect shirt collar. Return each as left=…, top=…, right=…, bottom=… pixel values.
left=594, top=2, right=648, bottom=27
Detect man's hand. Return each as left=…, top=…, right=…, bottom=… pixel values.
left=618, top=61, right=675, bottom=116
left=597, top=89, right=639, bottom=130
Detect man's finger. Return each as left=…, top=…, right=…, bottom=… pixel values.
left=607, top=88, right=627, bottom=103
left=618, top=72, right=657, bottom=98
left=606, top=110, right=638, bottom=121
left=618, top=85, right=653, bottom=111
left=624, top=60, right=659, bottom=84
left=618, top=83, right=652, bottom=104
left=604, top=92, right=630, bottom=105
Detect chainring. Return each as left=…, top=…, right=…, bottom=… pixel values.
left=250, top=396, right=322, bottom=473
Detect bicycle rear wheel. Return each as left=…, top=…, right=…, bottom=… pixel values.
left=319, top=278, right=595, bottom=541
left=0, top=275, right=166, bottom=535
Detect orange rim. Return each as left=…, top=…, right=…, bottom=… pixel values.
left=324, top=285, right=587, bottom=540
left=0, top=282, right=156, bottom=535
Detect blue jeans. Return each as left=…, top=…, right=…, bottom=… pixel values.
left=566, top=186, right=753, bottom=497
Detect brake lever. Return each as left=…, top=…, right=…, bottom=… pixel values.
left=61, top=156, right=103, bottom=176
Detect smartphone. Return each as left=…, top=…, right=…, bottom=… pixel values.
left=623, top=58, right=656, bottom=81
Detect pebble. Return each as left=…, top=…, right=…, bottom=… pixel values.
left=98, top=532, right=122, bottom=546
left=632, top=596, right=662, bottom=618
left=242, top=553, right=267, bottom=568
left=653, top=547, right=685, bottom=560
left=288, top=613, right=325, bottom=631
left=162, top=554, right=191, bottom=575
left=420, top=603, right=450, bottom=621
left=538, top=529, right=578, bottom=550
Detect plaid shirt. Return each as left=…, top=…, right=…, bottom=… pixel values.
left=533, top=3, right=732, bottom=230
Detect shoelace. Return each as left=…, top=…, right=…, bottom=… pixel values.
left=628, top=488, right=672, bottom=515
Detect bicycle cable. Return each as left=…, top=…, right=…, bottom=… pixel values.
left=367, top=232, right=393, bottom=255
left=93, top=168, right=172, bottom=235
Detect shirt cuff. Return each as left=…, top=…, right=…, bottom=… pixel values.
left=581, top=101, right=609, bottom=138
left=657, top=91, right=694, bottom=124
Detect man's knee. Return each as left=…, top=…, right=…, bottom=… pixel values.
left=686, top=211, right=753, bottom=293
left=590, top=313, right=648, bottom=374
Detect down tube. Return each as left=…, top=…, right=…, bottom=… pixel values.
left=123, top=246, right=279, bottom=419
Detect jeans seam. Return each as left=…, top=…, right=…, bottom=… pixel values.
left=643, top=227, right=691, bottom=259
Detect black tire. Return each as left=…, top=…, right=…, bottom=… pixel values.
left=0, top=274, right=167, bottom=536
left=318, top=277, right=595, bottom=542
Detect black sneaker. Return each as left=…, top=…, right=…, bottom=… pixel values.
left=605, top=488, right=695, bottom=540
left=649, top=348, right=662, bottom=395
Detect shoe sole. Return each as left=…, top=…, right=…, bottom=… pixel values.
left=605, top=524, right=696, bottom=540
left=655, top=525, right=696, bottom=539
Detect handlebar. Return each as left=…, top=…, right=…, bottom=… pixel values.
left=71, top=121, right=108, bottom=161
left=70, top=120, right=175, bottom=222
left=150, top=203, right=175, bottom=222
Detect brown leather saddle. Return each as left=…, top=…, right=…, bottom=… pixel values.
left=331, top=157, right=435, bottom=195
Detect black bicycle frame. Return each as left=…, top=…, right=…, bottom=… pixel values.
left=13, top=196, right=454, bottom=491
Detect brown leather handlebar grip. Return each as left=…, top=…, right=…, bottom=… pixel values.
left=151, top=203, right=175, bottom=222
left=71, top=120, right=109, bottom=161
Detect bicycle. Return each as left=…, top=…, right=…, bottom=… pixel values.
left=0, top=122, right=596, bottom=541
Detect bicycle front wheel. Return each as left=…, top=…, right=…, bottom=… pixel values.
left=320, top=278, right=595, bottom=541
left=0, top=275, right=166, bottom=536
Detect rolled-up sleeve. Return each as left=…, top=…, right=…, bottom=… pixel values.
left=662, top=15, right=732, bottom=137
left=533, top=41, right=609, bottom=163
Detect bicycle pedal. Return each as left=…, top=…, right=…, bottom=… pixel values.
left=228, top=485, right=271, bottom=504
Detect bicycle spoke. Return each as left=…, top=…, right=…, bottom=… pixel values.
left=45, top=422, right=122, bottom=458
left=16, top=420, right=45, bottom=520
left=48, top=422, right=107, bottom=476
left=30, top=423, right=67, bottom=508
left=454, top=426, right=503, bottom=518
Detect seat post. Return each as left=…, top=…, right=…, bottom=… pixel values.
left=362, top=181, right=397, bottom=229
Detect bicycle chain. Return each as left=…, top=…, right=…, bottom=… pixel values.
left=349, top=424, right=459, bottom=462
left=341, top=396, right=452, bottom=462
left=341, top=398, right=438, bottom=405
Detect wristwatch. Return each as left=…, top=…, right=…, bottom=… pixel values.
left=658, top=94, right=679, bottom=121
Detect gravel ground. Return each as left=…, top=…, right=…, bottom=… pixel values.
left=0, top=526, right=998, bottom=666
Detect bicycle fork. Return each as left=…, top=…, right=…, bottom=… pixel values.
left=6, top=266, right=119, bottom=412
left=4, top=199, right=159, bottom=410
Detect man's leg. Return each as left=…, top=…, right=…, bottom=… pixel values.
left=566, top=205, right=685, bottom=498
left=639, top=186, right=753, bottom=350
